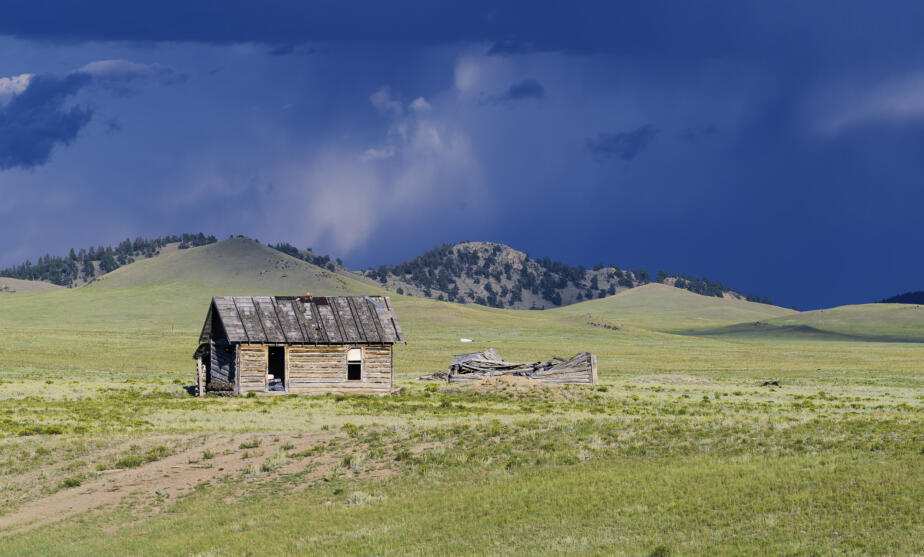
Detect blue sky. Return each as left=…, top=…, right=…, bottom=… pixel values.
left=1, top=1, right=923, bottom=309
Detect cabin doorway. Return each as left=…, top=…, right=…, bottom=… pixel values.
left=267, top=346, right=286, bottom=391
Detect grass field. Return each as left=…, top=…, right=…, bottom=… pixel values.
left=0, top=240, right=921, bottom=555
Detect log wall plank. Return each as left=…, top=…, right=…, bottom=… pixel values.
left=238, top=344, right=267, bottom=393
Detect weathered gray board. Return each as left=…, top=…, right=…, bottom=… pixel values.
left=200, top=295, right=404, bottom=346
left=209, top=341, right=236, bottom=383
left=422, top=349, right=598, bottom=385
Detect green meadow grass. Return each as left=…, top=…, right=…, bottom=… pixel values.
left=554, top=282, right=796, bottom=331
left=0, top=240, right=921, bottom=555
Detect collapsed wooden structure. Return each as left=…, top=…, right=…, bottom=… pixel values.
left=194, top=295, right=405, bottom=396
left=421, top=348, right=598, bottom=385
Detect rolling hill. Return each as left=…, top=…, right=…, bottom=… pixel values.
left=359, top=241, right=757, bottom=310
left=0, top=239, right=383, bottom=341
left=3, top=234, right=772, bottom=312
left=5, top=236, right=918, bottom=347
left=689, top=303, right=924, bottom=342
left=552, top=283, right=795, bottom=330
left=0, top=233, right=219, bottom=287
left=92, top=237, right=377, bottom=295
left=555, top=283, right=924, bottom=343
left=0, top=277, right=64, bottom=293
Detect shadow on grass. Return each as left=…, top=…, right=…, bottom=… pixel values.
left=676, top=322, right=924, bottom=343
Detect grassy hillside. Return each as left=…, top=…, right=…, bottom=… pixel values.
left=0, top=239, right=384, bottom=388
left=553, top=283, right=795, bottom=330
left=681, top=302, right=924, bottom=343
left=0, top=244, right=916, bottom=388
left=0, top=238, right=381, bottom=335
left=0, top=239, right=921, bottom=554
left=0, top=234, right=219, bottom=287
left=94, top=237, right=376, bottom=294
left=0, top=277, right=64, bottom=293
left=748, top=303, right=924, bottom=342
left=361, top=241, right=753, bottom=310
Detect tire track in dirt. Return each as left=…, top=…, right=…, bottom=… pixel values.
left=0, top=432, right=336, bottom=537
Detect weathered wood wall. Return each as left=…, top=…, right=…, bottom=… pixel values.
left=237, top=344, right=267, bottom=394
left=228, top=343, right=393, bottom=395
left=209, top=341, right=237, bottom=384
left=225, top=343, right=394, bottom=395
left=287, top=344, right=392, bottom=394
left=196, top=357, right=205, bottom=396
left=529, top=353, right=597, bottom=385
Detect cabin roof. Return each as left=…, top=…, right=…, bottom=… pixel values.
left=199, top=295, right=405, bottom=347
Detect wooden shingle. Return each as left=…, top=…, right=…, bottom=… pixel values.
left=201, top=295, right=405, bottom=348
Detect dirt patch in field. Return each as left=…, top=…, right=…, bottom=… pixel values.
left=0, top=432, right=339, bottom=537
left=0, top=435, right=196, bottom=515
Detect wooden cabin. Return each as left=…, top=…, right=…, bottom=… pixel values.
left=194, top=295, right=405, bottom=396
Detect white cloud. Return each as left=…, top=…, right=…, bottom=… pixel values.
left=260, top=83, right=484, bottom=255
left=269, top=152, right=383, bottom=254
left=0, top=60, right=185, bottom=109
left=77, top=59, right=187, bottom=91
left=815, top=71, right=924, bottom=134
left=0, top=73, right=33, bottom=105
left=454, top=58, right=481, bottom=92
left=363, top=87, right=439, bottom=163
left=409, top=96, right=431, bottom=112
left=412, top=124, right=442, bottom=151
left=80, top=59, right=151, bottom=77
left=369, top=85, right=404, bottom=116
left=361, top=146, right=396, bottom=161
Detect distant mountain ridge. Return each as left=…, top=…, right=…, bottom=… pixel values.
left=3, top=235, right=772, bottom=311
left=879, top=291, right=924, bottom=304
left=358, top=241, right=769, bottom=310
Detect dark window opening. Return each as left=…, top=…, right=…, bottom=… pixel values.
left=268, top=346, right=286, bottom=391
left=347, top=348, right=362, bottom=381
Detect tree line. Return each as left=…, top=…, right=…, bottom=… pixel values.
left=0, top=233, right=217, bottom=286
left=878, top=291, right=924, bottom=304
left=267, top=242, right=340, bottom=272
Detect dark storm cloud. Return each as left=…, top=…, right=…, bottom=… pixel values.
left=4, top=1, right=924, bottom=66
left=267, top=44, right=295, bottom=57
left=486, top=40, right=539, bottom=56
left=0, top=61, right=186, bottom=170
left=587, top=125, right=659, bottom=162
left=0, top=73, right=93, bottom=170
left=500, top=79, right=545, bottom=101
left=678, top=125, right=717, bottom=143
left=4, top=1, right=924, bottom=310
